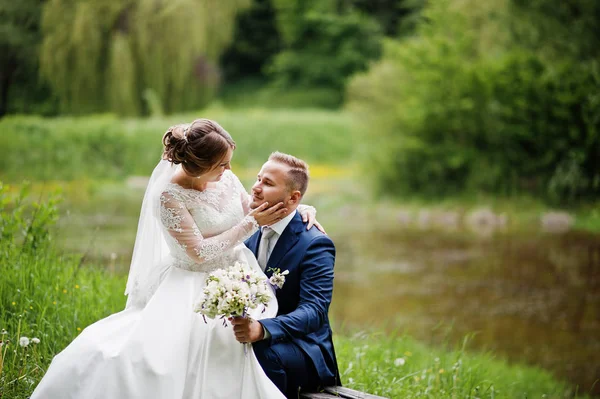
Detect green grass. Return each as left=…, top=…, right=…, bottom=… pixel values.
left=0, top=184, right=127, bottom=398
left=0, top=107, right=357, bottom=182
left=335, top=331, right=587, bottom=398
left=218, top=78, right=343, bottom=109
left=573, top=202, right=600, bottom=233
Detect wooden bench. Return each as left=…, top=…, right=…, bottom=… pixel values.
left=300, top=386, right=389, bottom=399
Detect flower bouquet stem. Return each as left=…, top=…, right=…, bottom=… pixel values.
left=241, top=307, right=249, bottom=356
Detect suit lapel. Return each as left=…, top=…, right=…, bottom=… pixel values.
left=265, top=212, right=303, bottom=276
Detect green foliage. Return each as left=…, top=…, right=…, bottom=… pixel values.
left=108, top=33, right=140, bottom=116
left=2, top=0, right=422, bottom=116
left=0, top=1, right=41, bottom=72
left=351, top=0, right=426, bottom=37
left=267, top=10, right=382, bottom=104
left=0, top=108, right=357, bottom=182
left=218, top=0, right=423, bottom=106
left=0, top=182, right=59, bottom=254
left=347, top=0, right=600, bottom=204
left=489, top=54, right=600, bottom=203
left=142, top=89, right=165, bottom=118
left=220, top=0, right=283, bottom=83
left=219, top=78, right=344, bottom=109
left=39, top=0, right=251, bottom=116
left=510, top=0, right=600, bottom=61
left=335, top=332, right=587, bottom=398
left=0, top=0, right=57, bottom=116
left=271, top=0, right=335, bottom=46
left=0, top=183, right=127, bottom=397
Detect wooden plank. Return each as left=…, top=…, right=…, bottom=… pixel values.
left=300, top=393, right=337, bottom=399
left=324, top=386, right=389, bottom=399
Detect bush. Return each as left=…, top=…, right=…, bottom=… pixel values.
left=267, top=11, right=382, bottom=105
left=219, top=0, right=283, bottom=83
left=347, top=0, right=600, bottom=204
left=488, top=54, right=600, bottom=203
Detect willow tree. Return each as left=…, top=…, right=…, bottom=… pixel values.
left=40, top=0, right=250, bottom=115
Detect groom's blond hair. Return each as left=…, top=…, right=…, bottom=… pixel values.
left=269, top=152, right=309, bottom=196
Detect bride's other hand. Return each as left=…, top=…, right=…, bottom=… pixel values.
left=298, top=205, right=326, bottom=234
left=310, top=220, right=326, bottom=234
left=249, top=202, right=287, bottom=226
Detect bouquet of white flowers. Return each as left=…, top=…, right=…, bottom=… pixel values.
left=194, top=261, right=287, bottom=324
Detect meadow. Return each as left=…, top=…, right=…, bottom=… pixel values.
left=0, top=107, right=357, bottom=181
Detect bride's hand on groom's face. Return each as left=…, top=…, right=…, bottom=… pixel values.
left=249, top=202, right=287, bottom=226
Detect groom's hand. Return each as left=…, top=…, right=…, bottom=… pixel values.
left=230, top=316, right=264, bottom=343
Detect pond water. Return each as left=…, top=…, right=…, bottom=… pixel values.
left=331, top=227, right=600, bottom=395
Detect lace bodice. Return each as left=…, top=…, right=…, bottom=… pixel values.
left=159, top=170, right=259, bottom=273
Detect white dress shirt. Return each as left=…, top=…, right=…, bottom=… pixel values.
left=257, top=210, right=297, bottom=340
left=260, top=210, right=297, bottom=264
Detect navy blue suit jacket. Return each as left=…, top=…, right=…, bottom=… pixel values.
left=245, top=212, right=339, bottom=385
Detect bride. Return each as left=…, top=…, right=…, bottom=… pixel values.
left=31, top=119, right=320, bottom=399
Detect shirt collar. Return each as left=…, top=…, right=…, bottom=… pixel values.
left=267, top=210, right=297, bottom=236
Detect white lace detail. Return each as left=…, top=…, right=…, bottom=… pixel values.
left=159, top=195, right=185, bottom=233
left=164, top=171, right=234, bottom=212
left=195, top=240, right=230, bottom=261
left=158, top=170, right=259, bottom=272
left=244, top=214, right=260, bottom=231
left=192, top=225, right=201, bottom=236
left=170, top=252, right=239, bottom=273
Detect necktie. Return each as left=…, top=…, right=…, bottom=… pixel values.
left=257, top=227, right=276, bottom=271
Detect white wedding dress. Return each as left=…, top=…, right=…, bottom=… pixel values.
left=31, top=168, right=286, bottom=399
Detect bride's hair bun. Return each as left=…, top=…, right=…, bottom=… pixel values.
left=162, top=125, right=188, bottom=165
left=161, top=119, right=236, bottom=176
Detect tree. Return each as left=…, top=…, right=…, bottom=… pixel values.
left=267, top=11, right=382, bottom=91
left=350, top=0, right=426, bottom=37
left=40, top=0, right=251, bottom=116
left=510, top=0, right=600, bottom=61
left=266, top=0, right=383, bottom=105
left=220, top=0, right=282, bottom=83
left=0, top=0, right=55, bottom=116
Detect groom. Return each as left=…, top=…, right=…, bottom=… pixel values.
left=231, top=151, right=339, bottom=398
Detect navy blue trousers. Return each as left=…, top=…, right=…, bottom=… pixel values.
left=253, top=340, right=320, bottom=398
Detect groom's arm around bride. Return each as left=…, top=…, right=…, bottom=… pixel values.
left=232, top=152, right=340, bottom=397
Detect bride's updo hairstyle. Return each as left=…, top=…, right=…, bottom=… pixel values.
left=162, top=119, right=236, bottom=176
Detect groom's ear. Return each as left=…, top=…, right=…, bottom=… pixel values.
left=288, top=190, right=302, bottom=205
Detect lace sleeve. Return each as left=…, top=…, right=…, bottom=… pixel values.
left=297, top=204, right=316, bottom=219
left=231, top=173, right=253, bottom=215
left=159, top=190, right=259, bottom=264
